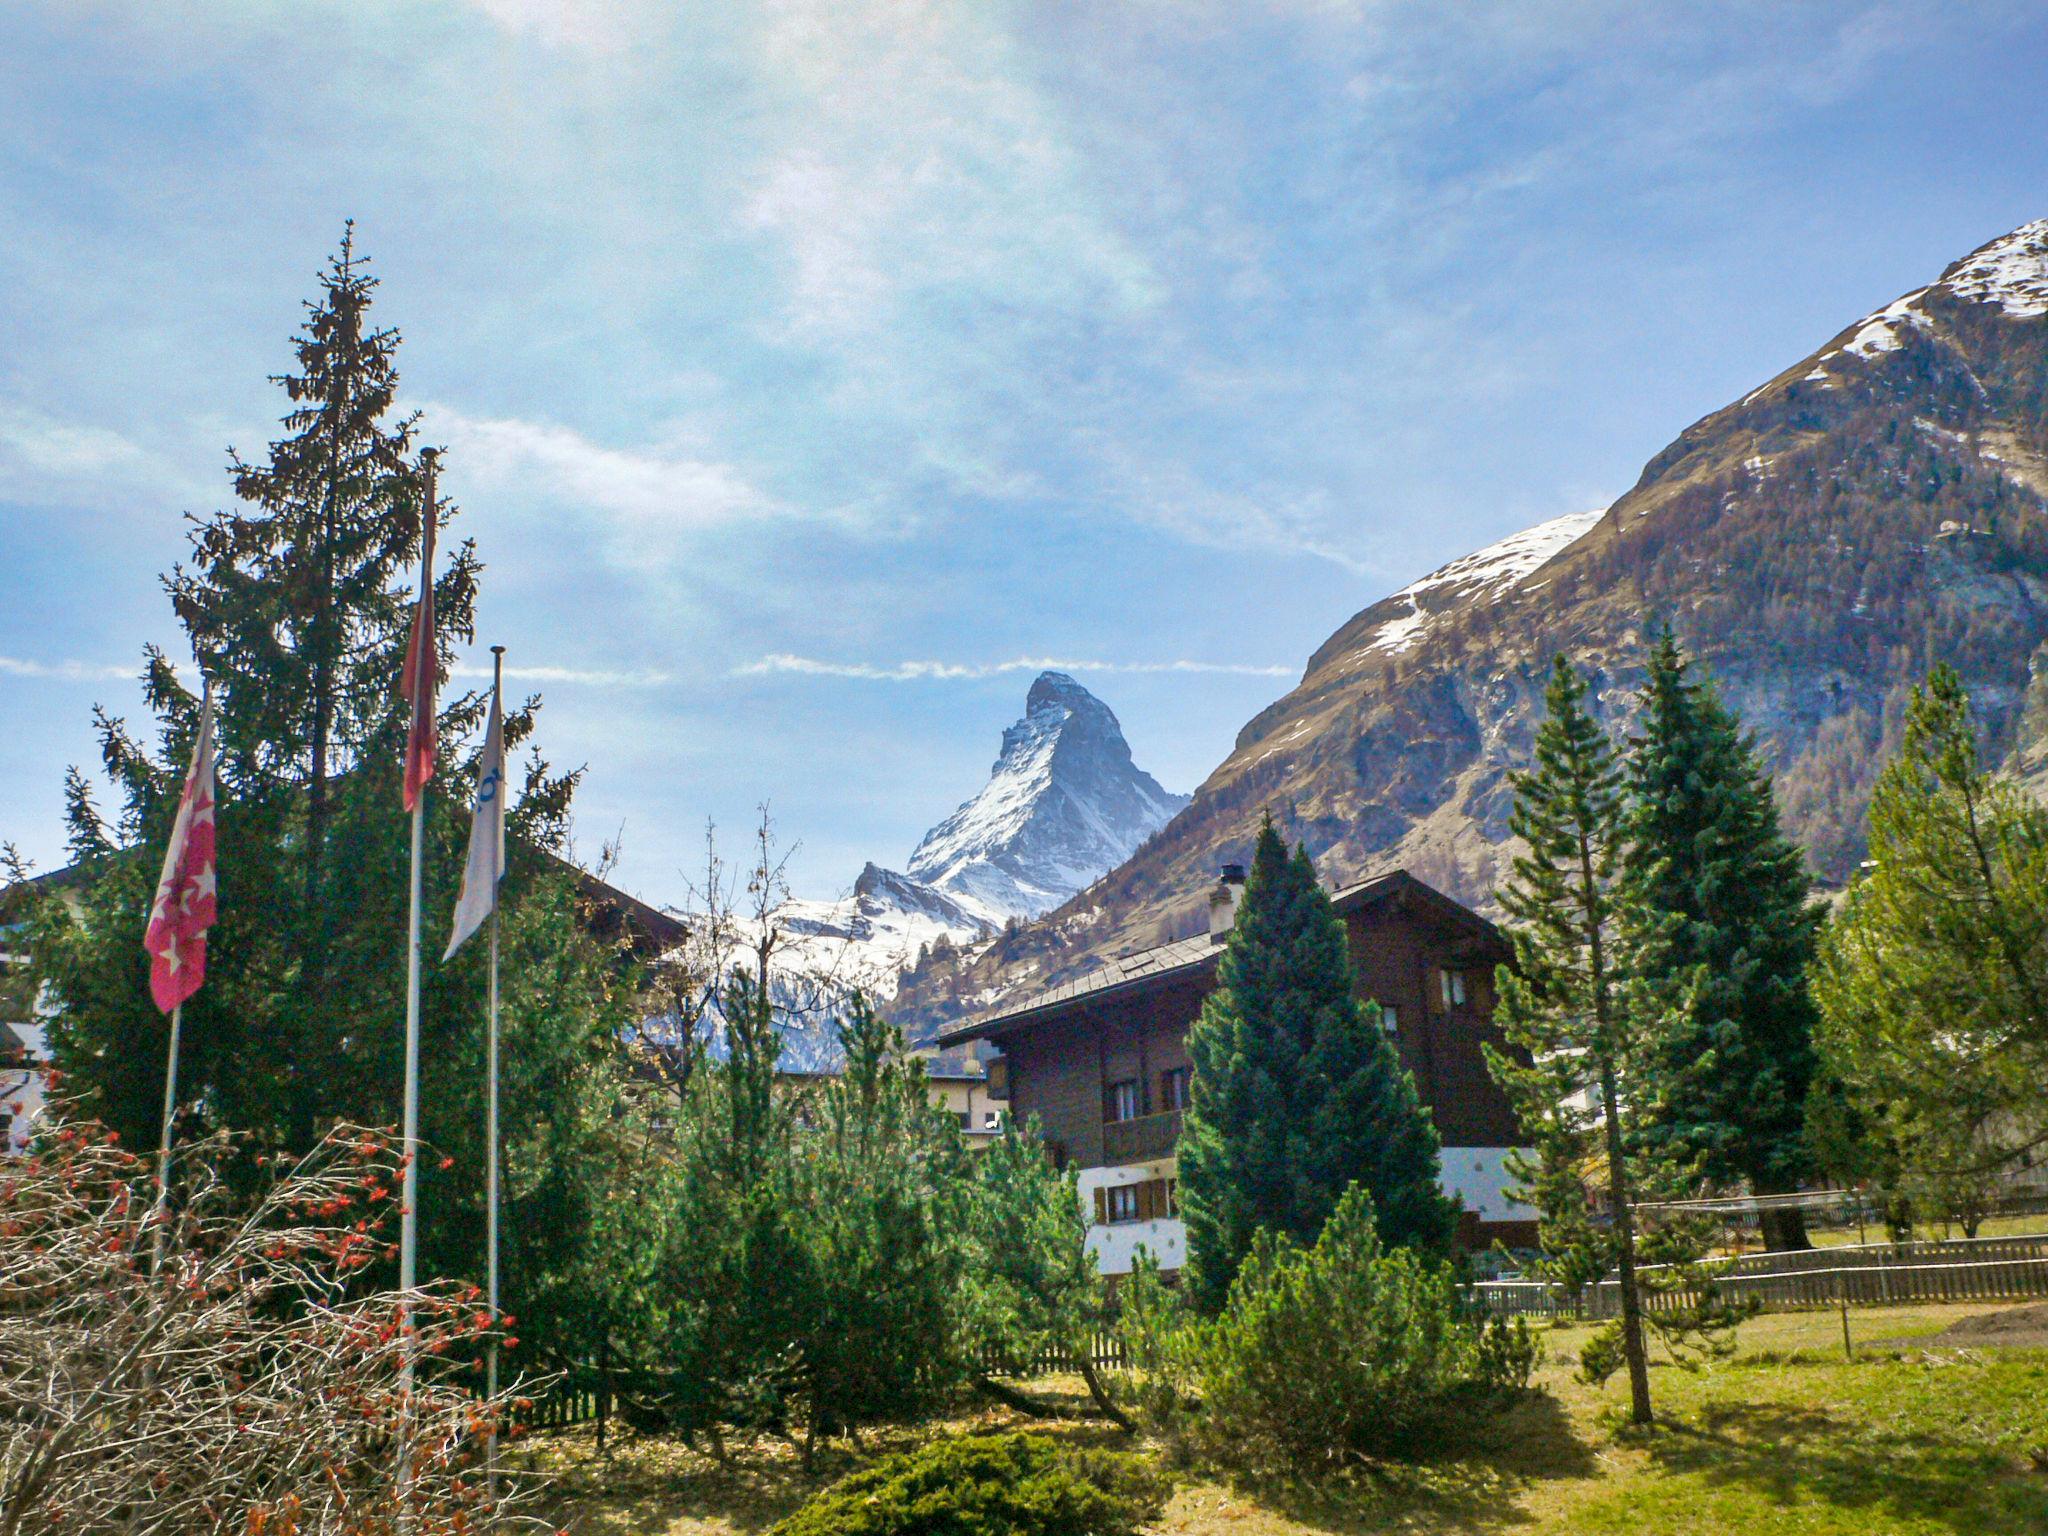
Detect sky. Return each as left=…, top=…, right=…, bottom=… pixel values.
left=4, top=1, right=2047, bottom=908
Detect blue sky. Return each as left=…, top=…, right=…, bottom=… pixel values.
left=4, top=1, right=2046, bottom=906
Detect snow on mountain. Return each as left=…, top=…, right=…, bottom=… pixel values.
left=1808, top=219, right=2048, bottom=379
left=755, top=673, right=1186, bottom=1005
left=905, top=671, right=1189, bottom=918
left=1347, top=507, right=1607, bottom=661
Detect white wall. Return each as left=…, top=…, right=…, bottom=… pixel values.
left=1438, top=1144, right=1537, bottom=1225
left=1, top=1021, right=48, bottom=1154
left=1077, top=1158, right=1185, bottom=1276
left=1076, top=1143, right=1536, bottom=1276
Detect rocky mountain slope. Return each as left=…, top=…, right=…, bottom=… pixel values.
left=772, top=671, right=1187, bottom=1003
left=889, top=218, right=2048, bottom=1036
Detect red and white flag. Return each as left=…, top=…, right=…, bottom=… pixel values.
left=144, top=686, right=218, bottom=1014
left=400, top=453, right=439, bottom=810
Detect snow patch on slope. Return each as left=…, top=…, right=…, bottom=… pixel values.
left=1805, top=219, right=2048, bottom=384
left=1944, top=218, right=2048, bottom=318
left=1360, top=507, right=1606, bottom=658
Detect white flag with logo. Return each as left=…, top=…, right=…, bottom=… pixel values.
left=444, top=690, right=507, bottom=960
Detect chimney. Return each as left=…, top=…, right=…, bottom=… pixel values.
left=1209, top=863, right=1247, bottom=940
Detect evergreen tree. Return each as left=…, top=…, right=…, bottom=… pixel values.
left=1179, top=817, right=1455, bottom=1314
left=1814, top=664, right=2048, bottom=1221
left=22, top=231, right=634, bottom=1361
left=1622, top=632, right=1823, bottom=1250
left=1485, top=656, right=1657, bottom=1425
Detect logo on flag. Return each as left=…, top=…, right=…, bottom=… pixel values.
left=144, top=689, right=218, bottom=1014
left=400, top=453, right=440, bottom=811
left=444, top=686, right=507, bottom=960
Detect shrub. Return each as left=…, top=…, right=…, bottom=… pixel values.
left=1120, top=1186, right=1538, bottom=1473
left=0, top=1113, right=537, bottom=1535
left=767, top=1433, right=1168, bottom=1536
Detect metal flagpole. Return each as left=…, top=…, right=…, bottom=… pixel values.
left=398, top=450, right=436, bottom=1526
left=485, top=644, right=505, bottom=1502
left=150, top=1002, right=181, bottom=1272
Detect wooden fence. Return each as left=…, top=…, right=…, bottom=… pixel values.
left=976, top=1330, right=1130, bottom=1378
left=1470, top=1233, right=2048, bottom=1321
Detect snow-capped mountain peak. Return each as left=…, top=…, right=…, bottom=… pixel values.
left=905, top=672, right=1188, bottom=918
left=749, top=672, right=1187, bottom=1012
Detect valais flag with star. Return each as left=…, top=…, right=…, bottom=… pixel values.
left=144, top=686, right=218, bottom=1013
left=400, top=453, right=439, bottom=811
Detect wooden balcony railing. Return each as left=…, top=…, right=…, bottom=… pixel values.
left=1102, top=1109, right=1183, bottom=1164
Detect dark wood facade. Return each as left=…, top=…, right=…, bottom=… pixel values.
left=941, top=870, right=1535, bottom=1252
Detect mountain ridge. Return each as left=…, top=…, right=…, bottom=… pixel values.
left=887, top=217, right=2048, bottom=1037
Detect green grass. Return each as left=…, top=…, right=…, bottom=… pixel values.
left=1800, top=1212, right=2048, bottom=1249
left=532, top=1303, right=2048, bottom=1536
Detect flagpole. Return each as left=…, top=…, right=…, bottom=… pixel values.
left=485, top=644, right=505, bottom=1501
left=150, top=1002, right=180, bottom=1271
left=398, top=448, right=437, bottom=1525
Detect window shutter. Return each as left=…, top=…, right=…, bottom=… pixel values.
left=1093, top=1187, right=1108, bottom=1225
left=1137, top=1180, right=1156, bottom=1221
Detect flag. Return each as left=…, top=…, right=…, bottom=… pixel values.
left=443, top=683, right=507, bottom=960
left=400, top=453, right=439, bottom=811
left=144, top=687, right=218, bottom=1014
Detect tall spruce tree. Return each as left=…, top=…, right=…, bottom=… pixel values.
left=1622, top=633, right=1823, bottom=1250
left=1179, top=817, right=1455, bottom=1315
left=1814, top=665, right=2048, bottom=1221
left=24, top=231, right=635, bottom=1360
left=1486, top=656, right=1656, bottom=1425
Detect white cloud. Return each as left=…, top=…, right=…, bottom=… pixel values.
left=739, top=653, right=1293, bottom=682
left=740, top=3, right=1160, bottom=337
left=0, top=405, right=200, bottom=509
left=450, top=660, right=675, bottom=688
left=430, top=405, right=771, bottom=536
left=457, top=0, right=658, bottom=51
left=0, top=654, right=136, bottom=683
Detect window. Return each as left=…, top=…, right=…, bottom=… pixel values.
left=1439, top=968, right=1468, bottom=1009
left=1105, top=1183, right=1141, bottom=1223
left=1107, top=1078, right=1142, bottom=1122
left=1163, top=1177, right=1179, bottom=1217
left=1378, top=1003, right=1400, bottom=1035
left=1160, top=1065, right=1191, bottom=1111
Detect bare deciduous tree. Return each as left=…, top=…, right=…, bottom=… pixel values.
left=0, top=1113, right=545, bottom=1535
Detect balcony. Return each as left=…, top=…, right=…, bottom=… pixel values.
left=1102, top=1109, right=1183, bottom=1164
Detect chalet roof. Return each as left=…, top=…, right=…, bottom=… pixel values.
left=937, top=868, right=1503, bottom=1047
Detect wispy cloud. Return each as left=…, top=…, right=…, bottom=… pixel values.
left=741, top=4, right=1159, bottom=339
left=450, top=661, right=675, bottom=688
left=431, top=406, right=774, bottom=538
left=739, top=654, right=1294, bottom=682
left=0, top=405, right=202, bottom=510
left=0, top=654, right=137, bottom=682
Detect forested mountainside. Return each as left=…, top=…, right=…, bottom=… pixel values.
left=888, top=218, right=2048, bottom=1040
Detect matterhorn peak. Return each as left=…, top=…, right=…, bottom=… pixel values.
left=907, top=672, right=1188, bottom=920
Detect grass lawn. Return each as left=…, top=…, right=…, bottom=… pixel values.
left=528, top=1302, right=2048, bottom=1535
left=1805, top=1212, right=2048, bottom=1248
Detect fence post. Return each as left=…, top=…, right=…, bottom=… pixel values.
left=1837, top=1269, right=1852, bottom=1361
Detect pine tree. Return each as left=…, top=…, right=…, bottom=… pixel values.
left=1485, top=656, right=1656, bottom=1425
left=1179, top=817, right=1455, bottom=1315
left=23, top=231, right=633, bottom=1360
left=1623, top=632, right=1823, bottom=1250
left=1814, top=664, right=2048, bottom=1220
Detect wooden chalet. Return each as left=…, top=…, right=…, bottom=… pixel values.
left=938, top=865, right=1536, bottom=1274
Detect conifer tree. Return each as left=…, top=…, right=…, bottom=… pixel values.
left=1486, top=656, right=1657, bottom=1424
left=1622, top=633, right=1823, bottom=1250
left=1179, top=817, right=1455, bottom=1314
left=23, top=231, right=633, bottom=1360
left=1814, top=665, right=2048, bottom=1215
